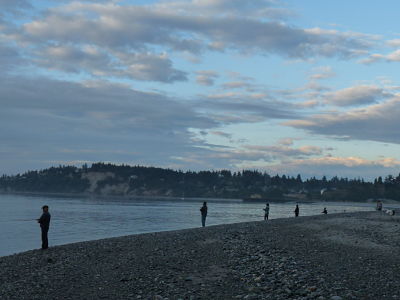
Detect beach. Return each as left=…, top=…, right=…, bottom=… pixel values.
left=1, top=211, right=399, bottom=300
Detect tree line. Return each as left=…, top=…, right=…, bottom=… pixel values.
left=1, top=163, right=399, bottom=202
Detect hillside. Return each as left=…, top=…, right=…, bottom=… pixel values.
left=1, top=163, right=400, bottom=202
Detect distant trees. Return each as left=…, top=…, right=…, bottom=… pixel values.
left=0, top=163, right=400, bottom=202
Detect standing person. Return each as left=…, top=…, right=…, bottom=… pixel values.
left=263, top=203, right=270, bottom=221
left=376, top=200, right=383, bottom=211
left=200, top=202, right=208, bottom=227
left=294, top=204, right=299, bottom=217
left=37, top=205, right=51, bottom=249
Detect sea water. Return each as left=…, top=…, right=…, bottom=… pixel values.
left=0, top=194, right=380, bottom=257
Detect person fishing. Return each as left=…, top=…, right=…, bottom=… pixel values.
left=294, top=204, right=299, bottom=217
left=376, top=200, right=383, bottom=211
left=200, top=201, right=208, bottom=227
left=263, top=203, right=270, bottom=221
left=322, top=207, right=328, bottom=214
left=37, top=205, right=51, bottom=249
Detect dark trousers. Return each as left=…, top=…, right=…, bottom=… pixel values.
left=201, top=215, right=207, bottom=227
left=41, top=227, right=49, bottom=249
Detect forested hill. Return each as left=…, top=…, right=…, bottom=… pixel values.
left=1, top=163, right=400, bottom=202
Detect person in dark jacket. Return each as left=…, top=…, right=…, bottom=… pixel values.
left=322, top=207, right=328, bottom=214
left=37, top=205, right=51, bottom=249
left=263, top=203, right=270, bottom=221
left=294, top=204, right=299, bottom=217
left=200, top=202, right=208, bottom=227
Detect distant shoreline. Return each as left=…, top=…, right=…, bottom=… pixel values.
left=1, top=211, right=399, bottom=299
left=0, top=191, right=241, bottom=202
left=2, top=190, right=397, bottom=204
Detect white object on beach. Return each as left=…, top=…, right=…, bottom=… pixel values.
left=385, top=209, right=395, bottom=216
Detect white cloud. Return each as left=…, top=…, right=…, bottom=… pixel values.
left=264, top=156, right=400, bottom=179
left=277, top=138, right=295, bottom=146
left=222, top=81, right=256, bottom=90
left=386, top=49, right=400, bottom=61
left=324, top=85, right=390, bottom=106
left=309, top=66, right=335, bottom=80
left=360, top=49, right=400, bottom=64
left=195, top=70, right=219, bottom=86
left=386, top=39, right=400, bottom=47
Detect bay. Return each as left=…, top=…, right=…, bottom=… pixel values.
left=0, top=194, right=380, bottom=257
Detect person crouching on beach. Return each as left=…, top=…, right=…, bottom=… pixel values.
left=263, top=203, right=270, bottom=221
left=322, top=207, right=328, bottom=214
left=294, top=204, right=299, bottom=217
left=37, top=205, right=51, bottom=249
left=200, top=202, right=208, bottom=227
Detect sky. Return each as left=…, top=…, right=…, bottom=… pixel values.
left=2, top=0, right=400, bottom=180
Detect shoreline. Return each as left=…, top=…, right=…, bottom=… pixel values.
left=0, top=191, right=241, bottom=203
left=0, top=207, right=375, bottom=259
left=0, top=212, right=344, bottom=259
left=1, top=211, right=400, bottom=299
left=3, top=190, right=399, bottom=204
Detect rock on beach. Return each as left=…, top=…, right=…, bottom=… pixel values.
left=1, top=211, right=400, bottom=299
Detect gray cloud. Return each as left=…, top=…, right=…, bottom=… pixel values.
left=244, top=144, right=323, bottom=158
left=210, top=131, right=232, bottom=139
left=34, top=44, right=188, bottom=83
left=0, top=0, right=32, bottom=15
left=191, top=141, right=324, bottom=171
left=0, top=76, right=222, bottom=173
left=36, top=44, right=112, bottom=74
left=154, top=0, right=292, bottom=20
left=199, top=93, right=297, bottom=122
left=119, top=52, right=188, bottom=83
left=285, top=96, right=400, bottom=144
left=20, top=2, right=376, bottom=60
left=0, top=0, right=376, bottom=91
left=0, top=42, right=21, bottom=71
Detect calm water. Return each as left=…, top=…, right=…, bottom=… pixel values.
left=0, top=194, right=378, bottom=257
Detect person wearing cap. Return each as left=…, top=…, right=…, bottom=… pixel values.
left=37, top=205, right=51, bottom=249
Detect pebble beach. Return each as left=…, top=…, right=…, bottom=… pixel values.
left=1, top=211, right=400, bottom=300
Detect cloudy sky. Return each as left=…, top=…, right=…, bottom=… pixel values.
left=2, top=0, right=400, bottom=179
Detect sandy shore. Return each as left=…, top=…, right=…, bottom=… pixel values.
left=1, top=211, right=400, bottom=300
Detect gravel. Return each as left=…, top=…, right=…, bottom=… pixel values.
left=1, top=211, right=400, bottom=299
